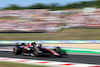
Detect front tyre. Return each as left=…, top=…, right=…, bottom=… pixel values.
left=54, top=47, right=67, bottom=57
left=54, top=47, right=61, bottom=54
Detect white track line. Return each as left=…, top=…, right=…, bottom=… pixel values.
left=0, top=49, right=100, bottom=67
left=0, top=57, right=100, bottom=67
left=0, top=48, right=12, bottom=51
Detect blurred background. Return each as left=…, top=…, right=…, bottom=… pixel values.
left=0, top=1, right=100, bottom=67
left=0, top=0, right=100, bottom=40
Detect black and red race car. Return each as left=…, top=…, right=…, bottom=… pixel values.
left=13, top=42, right=67, bottom=57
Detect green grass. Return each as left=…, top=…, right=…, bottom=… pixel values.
left=0, top=17, right=20, bottom=20
left=0, top=62, right=48, bottom=67
left=0, top=29, right=100, bottom=40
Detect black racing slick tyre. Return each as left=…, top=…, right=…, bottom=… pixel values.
left=54, top=47, right=61, bottom=54
left=13, top=47, right=22, bottom=55
left=54, top=47, right=67, bottom=57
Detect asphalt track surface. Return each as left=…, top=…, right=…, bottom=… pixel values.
left=0, top=45, right=100, bottom=65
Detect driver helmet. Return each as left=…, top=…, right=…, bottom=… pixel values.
left=31, top=42, right=36, bottom=46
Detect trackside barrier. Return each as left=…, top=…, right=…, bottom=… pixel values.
left=0, top=40, right=100, bottom=44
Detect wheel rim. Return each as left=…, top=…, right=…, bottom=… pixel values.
left=13, top=48, right=16, bottom=54
left=34, top=49, right=38, bottom=56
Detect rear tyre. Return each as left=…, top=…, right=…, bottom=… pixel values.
left=13, top=47, right=22, bottom=55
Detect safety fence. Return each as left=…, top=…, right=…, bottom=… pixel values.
left=0, top=40, right=100, bottom=44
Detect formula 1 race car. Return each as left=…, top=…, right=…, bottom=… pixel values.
left=13, top=42, right=67, bottom=57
